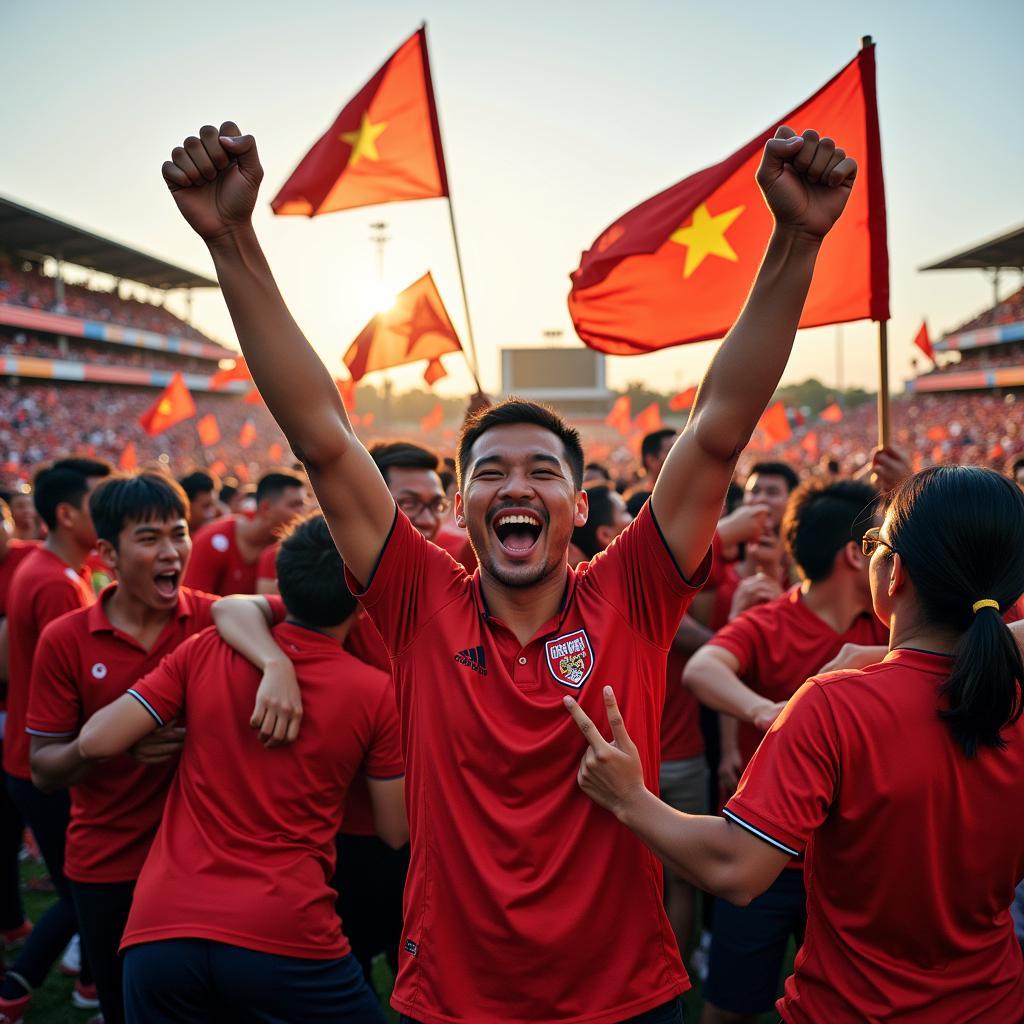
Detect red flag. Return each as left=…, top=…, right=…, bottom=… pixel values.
left=423, top=357, right=448, bottom=387
left=239, top=420, right=257, bottom=449
left=605, top=395, right=632, bottom=433
left=271, top=27, right=448, bottom=216
left=197, top=414, right=220, bottom=447
left=913, top=320, right=934, bottom=363
left=757, top=401, right=792, bottom=445
left=926, top=425, right=948, bottom=442
left=668, top=386, right=698, bottom=412
left=244, top=387, right=263, bottom=405
left=800, top=430, right=819, bottom=456
left=632, top=402, right=663, bottom=435
left=343, top=272, right=461, bottom=381
left=569, top=45, right=888, bottom=354
left=792, top=408, right=807, bottom=427
left=209, top=357, right=250, bottom=390
left=420, top=402, right=444, bottom=433
left=820, top=402, right=844, bottom=423
left=119, top=442, right=137, bottom=472
left=138, top=373, right=196, bottom=436
left=335, top=377, right=357, bottom=411
left=268, top=442, right=284, bottom=462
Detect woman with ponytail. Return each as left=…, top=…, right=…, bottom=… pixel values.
left=565, top=465, right=1024, bottom=1023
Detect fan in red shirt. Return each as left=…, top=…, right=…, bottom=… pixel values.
left=183, top=469, right=308, bottom=595
left=570, top=465, right=1024, bottom=1024
left=25, top=472, right=293, bottom=1024
left=77, top=514, right=406, bottom=1023
left=6, top=489, right=43, bottom=542
left=0, top=457, right=111, bottom=1020
left=177, top=467, right=222, bottom=537
left=161, top=117, right=858, bottom=1022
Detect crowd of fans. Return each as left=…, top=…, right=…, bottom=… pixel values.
left=0, top=332, right=215, bottom=376
left=920, top=338, right=1024, bottom=376
left=947, top=283, right=1024, bottom=335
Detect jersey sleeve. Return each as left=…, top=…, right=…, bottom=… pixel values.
left=583, top=502, right=712, bottom=649
left=344, top=508, right=470, bottom=657
left=25, top=621, right=81, bottom=738
left=705, top=609, right=763, bottom=679
left=364, top=680, right=404, bottom=780
left=723, top=679, right=840, bottom=857
left=182, top=531, right=224, bottom=595
left=127, top=635, right=195, bottom=727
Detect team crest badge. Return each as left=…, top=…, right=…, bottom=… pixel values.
left=545, top=629, right=594, bottom=689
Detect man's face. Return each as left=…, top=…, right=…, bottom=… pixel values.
left=9, top=494, right=39, bottom=535
left=261, top=485, right=309, bottom=532
left=387, top=466, right=447, bottom=543
left=188, top=489, right=219, bottom=534
left=643, top=435, right=677, bottom=484
left=744, top=472, right=792, bottom=531
left=596, top=491, right=632, bottom=551
left=457, top=423, right=586, bottom=589
left=100, top=516, right=192, bottom=613
left=66, top=476, right=107, bottom=550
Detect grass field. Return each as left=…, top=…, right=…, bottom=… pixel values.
left=14, top=860, right=784, bottom=1022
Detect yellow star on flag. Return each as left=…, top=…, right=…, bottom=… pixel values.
left=157, top=399, right=172, bottom=416
left=669, top=203, right=745, bottom=278
left=341, top=112, right=388, bottom=168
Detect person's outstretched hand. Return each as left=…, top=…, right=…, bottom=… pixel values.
left=163, top=121, right=264, bottom=244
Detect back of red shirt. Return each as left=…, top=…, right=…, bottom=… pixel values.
left=0, top=539, right=39, bottom=618
left=121, top=623, right=402, bottom=960
left=3, top=547, right=94, bottom=779
left=182, top=517, right=261, bottom=596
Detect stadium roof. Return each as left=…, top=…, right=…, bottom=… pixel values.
left=0, top=195, right=218, bottom=290
left=921, top=224, right=1024, bottom=272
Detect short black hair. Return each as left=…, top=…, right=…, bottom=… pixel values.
left=33, top=457, right=113, bottom=530
left=625, top=489, right=650, bottom=519
left=457, top=398, right=583, bottom=489
left=369, top=441, right=440, bottom=485
left=749, top=460, right=800, bottom=493
left=178, top=468, right=220, bottom=502
left=584, top=462, right=611, bottom=481
left=255, top=469, right=305, bottom=505
left=275, top=514, right=357, bottom=628
left=219, top=480, right=239, bottom=504
left=641, top=429, right=676, bottom=465
left=783, top=479, right=878, bottom=582
left=90, top=473, right=189, bottom=548
left=572, top=484, right=618, bottom=559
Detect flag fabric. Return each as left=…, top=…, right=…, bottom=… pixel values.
left=668, top=386, right=698, bottom=412
left=268, top=442, right=284, bottom=462
left=209, top=358, right=251, bottom=390
left=239, top=420, right=257, bottom=449
left=197, top=414, right=221, bottom=447
left=119, top=442, right=137, bottom=472
left=343, top=272, right=461, bottom=381
left=423, top=357, right=448, bottom=387
left=800, top=430, right=819, bottom=456
left=569, top=44, right=889, bottom=355
left=758, top=401, right=792, bottom=445
left=820, top=402, right=844, bottom=423
left=244, top=387, right=263, bottom=405
left=138, top=373, right=196, bottom=436
left=605, top=395, right=632, bottom=434
left=632, top=402, right=663, bottom=436
left=271, top=27, right=448, bottom=217
left=913, top=320, right=934, bottom=363
left=421, top=402, right=444, bottom=433
left=336, top=377, right=357, bottom=411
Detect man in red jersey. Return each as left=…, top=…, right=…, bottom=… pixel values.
left=1, top=458, right=111, bottom=1018
left=76, top=514, right=405, bottom=1024
left=177, top=467, right=221, bottom=536
left=6, top=490, right=43, bottom=542
left=183, top=468, right=308, bottom=595
left=683, top=480, right=885, bottom=1024
left=161, top=117, right=857, bottom=1022
left=25, top=473, right=293, bottom=1024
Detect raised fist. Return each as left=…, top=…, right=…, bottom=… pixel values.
left=162, top=122, right=264, bottom=243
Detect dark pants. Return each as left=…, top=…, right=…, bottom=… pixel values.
left=400, top=996, right=686, bottom=1024
left=123, top=939, right=386, bottom=1024
left=71, top=878, right=134, bottom=1024
left=0, top=745, right=25, bottom=931
left=3, top=776, right=92, bottom=992
left=332, top=834, right=409, bottom=980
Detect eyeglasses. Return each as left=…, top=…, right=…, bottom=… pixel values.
left=861, top=526, right=896, bottom=558
left=397, top=496, right=451, bottom=518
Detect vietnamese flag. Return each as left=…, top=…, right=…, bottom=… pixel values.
left=632, top=402, right=663, bottom=435
left=209, top=357, right=251, bottom=390
left=119, top=442, right=138, bottom=472
left=139, top=373, right=196, bottom=436
left=421, top=402, right=444, bottom=433
left=669, top=386, right=698, bottom=412
left=757, top=401, right=792, bottom=445
left=423, top=357, right=448, bottom=387
left=605, top=395, right=632, bottom=434
left=820, top=402, right=844, bottom=423
left=343, top=272, right=461, bottom=381
left=197, top=414, right=220, bottom=447
left=239, top=420, right=257, bottom=449
left=244, top=387, right=264, bottom=405
left=800, top=430, right=819, bottom=457
left=569, top=45, right=888, bottom=354
left=271, top=27, right=448, bottom=216
left=913, top=320, right=934, bottom=363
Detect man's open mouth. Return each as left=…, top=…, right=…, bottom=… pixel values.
left=154, top=570, right=179, bottom=599
left=492, top=510, right=544, bottom=556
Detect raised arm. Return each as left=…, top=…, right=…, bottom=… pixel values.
left=162, top=123, right=394, bottom=585
left=652, top=127, right=857, bottom=577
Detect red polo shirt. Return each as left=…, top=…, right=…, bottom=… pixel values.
left=25, top=585, right=219, bottom=882
left=660, top=646, right=704, bottom=761
left=255, top=542, right=278, bottom=587
left=726, top=650, right=1024, bottom=1023
left=183, top=516, right=262, bottom=595
left=708, top=585, right=887, bottom=769
left=120, top=622, right=402, bottom=960
left=0, top=539, right=39, bottom=618
left=347, top=503, right=707, bottom=1024
left=3, top=546, right=94, bottom=779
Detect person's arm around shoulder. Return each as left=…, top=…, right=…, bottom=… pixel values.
left=163, top=123, right=394, bottom=586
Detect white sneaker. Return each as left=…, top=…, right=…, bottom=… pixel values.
left=59, top=934, right=81, bottom=977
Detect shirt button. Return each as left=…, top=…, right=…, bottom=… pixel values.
left=518, top=656, right=527, bottom=665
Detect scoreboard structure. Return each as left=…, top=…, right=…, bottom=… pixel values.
left=500, top=346, right=613, bottom=416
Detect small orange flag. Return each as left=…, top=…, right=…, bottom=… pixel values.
left=343, top=272, right=461, bottom=381
left=423, top=357, right=448, bottom=387
left=820, top=402, right=844, bottom=423
left=420, top=402, right=444, bottom=433
left=271, top=27, right=448, bottom=217
left=913, top=320, right=934, bottom=363
left=268, top=442, right=284, bottom=463
left=336, top=377, right=357, bottom=411
left=197, top=414, right=221, bottom=447
left=605, top=395, right=632, bottom=434
left=757, top=401, right=792, bottom=445
left=139, top=373, right=196, bottom=436
left=119, top=441, right=138, bottom=471
left=244, top=387, right=263, bottom=405
left=209, top=357, right=251, bottom=390
left=239, top=420, right=257, bottom=449
left=668, top=386, right=698, bottom=412
left=632, top=402, right=664, bottom=435
left=800, top=430, right=819, bottom=456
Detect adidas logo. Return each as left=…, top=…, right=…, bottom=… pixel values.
left=454, top=645, right=487, bottom=676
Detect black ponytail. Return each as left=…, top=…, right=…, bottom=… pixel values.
left=886, top=467, right=1024, bottom=757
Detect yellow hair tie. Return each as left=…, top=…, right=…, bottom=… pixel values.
left=972, top=599, right=999, bottom=614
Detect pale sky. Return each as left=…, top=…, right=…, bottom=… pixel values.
left=3, top=0, right=1022, bottom=398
